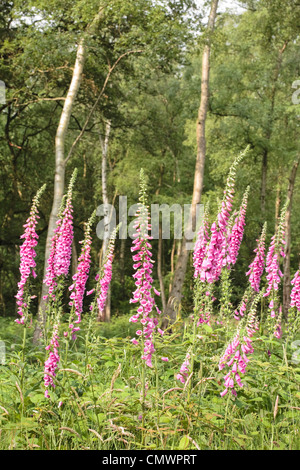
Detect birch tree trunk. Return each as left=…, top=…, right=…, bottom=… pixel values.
left=158, top=221, right=167, bottom=313
left=163, top=0, right=219, bottom=327
left=169, top=239, right=176, bottom=294
left=71, top=239, right=78, bottom=278
left=97, top=120, right=112, bottom=322
left=33, top=40, right=86, bottom=343
left=120, top=238, right=126, bottom=296
left=283, top=157, right=299, bottom=319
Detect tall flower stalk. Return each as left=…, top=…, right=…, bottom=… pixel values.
left=15, top=184, right=46, bottom=325
left=67, top=210, right=96, bottom=340
left=220, top=187, right=249, bottom=326
left=219, top=292, right=261, bottom=398
left=234, top=288, right=251, bottom=321
left=44, top=321, right=60, bottom=398
left=233, top=223, right=267, bottom=323
left=16, top=184, right=46, bottom=393
left=264, top=201, right=288, bottom=337
left=225, top=186, right=249, bottom=268
left=198, top=147, right=249, bottom=284
left=246, top=222, right=267, bottom=293
left=89, top=225, right=119, bottom=320
left=43, top=170, right=77, bottom=398
left=193, top=203, right=210, bottom=279
left=129, top=169, right=162, bottom=369
left=84, top=226, right=119, bottom=372
left=264, top=203, right=287, bottom=299
left=129, top=170, right=163, bottom=436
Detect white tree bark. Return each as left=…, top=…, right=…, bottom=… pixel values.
left=98, top=120, right=112, bottom=322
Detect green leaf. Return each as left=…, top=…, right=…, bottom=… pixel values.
left=202, top=324, right=213, bottom=334
left=178, top=435, right=190, bottom=450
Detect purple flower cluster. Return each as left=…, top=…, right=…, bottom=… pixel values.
left=219, top=297, right=260, bottom=397
left=43, top=219, right=61, bottom=301
left=264, top=204, right=287, bottom=299
left=199, top=195, right=233, bottom=283
left=129, top=175, right=162, bottom=368
left=95, top=233, right=116, bottom=321
left=193, top=215, right=209, bottom=279
left=15, top=185, right=45, bottom=324
left=68, top=213, right=95, bottom=339
left=219, top=332, right=254, bottom=397
left=54, top=197, right=74, bottom=277
left=264, top=234, right=285, bottom=298
left=246, top=223, right=266, bottom=292
left=43, top=171, right=77, bottom=300
left=225, top=188, right=249, bottom=268
left=234, top=297, right=247, bottom=321
left=196, top=290, right=215, bottom=326
left=44, top=322, right=60, bottom=398
left=290, top=269, right=300, bottom=311
left=43, top=199, right=73, bottom=300
left=196, top=151, right=247, bottom=284
left=176, top=352, right=191, bottom=384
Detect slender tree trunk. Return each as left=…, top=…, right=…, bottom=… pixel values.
left=274, top=175, right=282, bottom=232
left=169, top=239, right=176, bottom=294
left=33, top=40, right=86, bottom=343
left=71, top=239, right=78, bottom=278
left=120, top=237, right=126, bottom=297
left=97, top=120, right=111, bottom=322
left=154, top=164, right=167, bottom=312
left=260, top=41, right=288, bottom=217
left=163, top=0, right=219, bottom=326
left=283, top=157, right=299, bottom=319
left=158, top=221, right=167, bottom=313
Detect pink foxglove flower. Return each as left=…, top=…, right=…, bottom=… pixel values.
left=176, top=352, right=191, bottom=384
left=54, top=187, right=74, bottom=278
left=43, top=211, right=63, bottom=301
left=264, top=236, right=283, bottom=297
left=15, top=184, right=46, bottom=324
left=68, top=211, right=95, bottom=339
left=219, top=293, right=260, bottom=397
left=196, top=290, right=214, bottom=326
left=129, top=170, right=162, bottom=368
left=288, top=269, right=300, bottom=338
left=44, top=322, right=60, bottom=398
left=193, top=207, right=210, bottom=279
left=43, top=169, right=77, bottom=301
left=94, top=228, right=118, bottom=321
left=290, top=269, right=300, bottom=311
left=246, top=223, right=267, bottom=292
left=198, top=148, right=248, bottom=284
left=225, top=187, right=249, bottom=268
left=234, top=296, right=248, bottom=321
left=264, top=203, right=287, bottom=299
left=274, top=305, right=283, bottom=339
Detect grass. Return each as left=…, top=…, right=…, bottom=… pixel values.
left=0, top=313, right=299, bottom=450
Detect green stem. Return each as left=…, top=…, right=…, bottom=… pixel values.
left=187, top=313, right=197, bottom=403
left=224, top=392, right=231, bottom=449
left=141, top=332, right=146, bottom=447
left=20, top=325, right=27, bottom=390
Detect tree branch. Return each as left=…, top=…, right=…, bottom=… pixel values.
left=63, top=49, right=143, bottom=166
